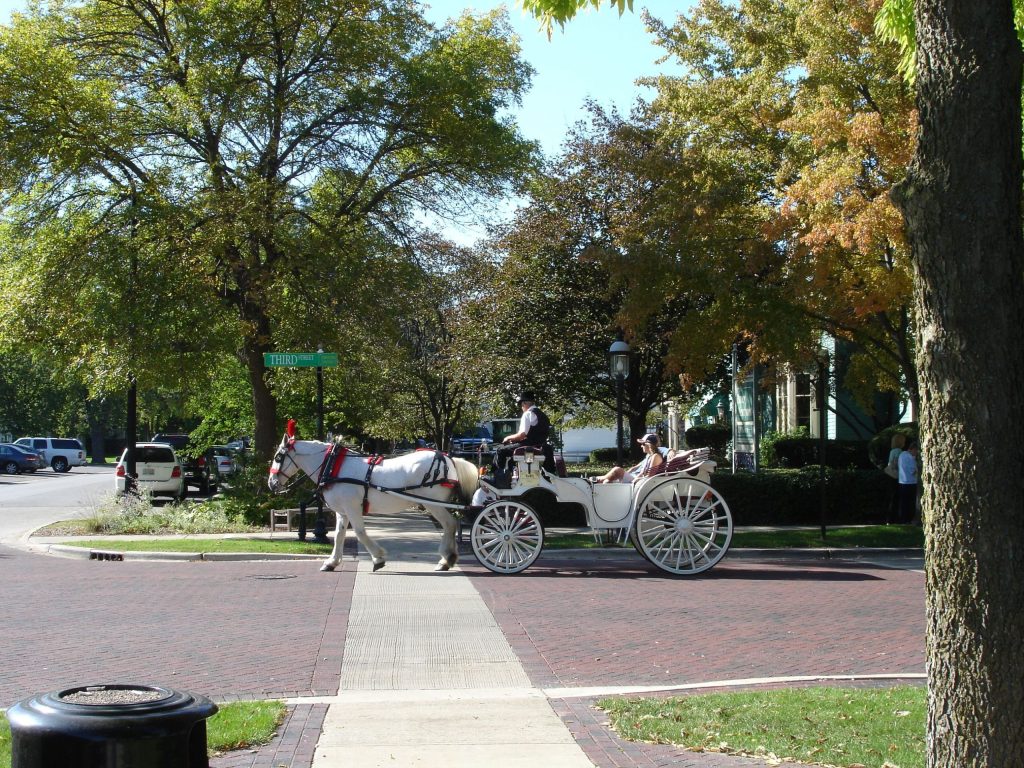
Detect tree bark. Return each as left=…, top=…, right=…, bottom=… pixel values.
left=892, top=2, right=1024, bottom=764
left=240, top=303, right=279, bottom=463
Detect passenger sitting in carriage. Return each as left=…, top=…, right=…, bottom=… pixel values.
left=492, top=391, right=553, bottom=488
left=595, top=433, right=665, bottom=483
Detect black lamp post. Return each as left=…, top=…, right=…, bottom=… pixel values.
left=608, top=335, right=631, bottom=465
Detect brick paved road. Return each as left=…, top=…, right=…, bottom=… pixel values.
left=462, top=552, right=925, bottom=689
left=463, top=551, right=925, bottom=768
left=0, top=543, right=924, bottom=768
left=0, top=545, right=354, bottom=708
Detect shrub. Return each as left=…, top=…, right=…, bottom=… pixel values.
left=685, top=423, right=731, bottom=460
left=759, top=428, right=808, bottom=467
left=760, top=431, right=874, bottom=470
left=216, top=460, right=311, bottom=527
left=868, top=423, right=919, bottom=467
left=711, top=467, right=890, bottom=525
left=81, top=492, right=254, bottom=534
left=589, top=447, right=620, bottom=463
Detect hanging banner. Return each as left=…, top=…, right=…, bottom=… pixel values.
left=731, top=346, right=759, bottom=472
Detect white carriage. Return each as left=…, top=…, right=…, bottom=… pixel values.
left=469, top=447, right=733, bottom=576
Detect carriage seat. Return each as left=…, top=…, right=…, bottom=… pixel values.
left=660, top=447, right=713, bottom=476
left=510, top=444, right=563, bottom=476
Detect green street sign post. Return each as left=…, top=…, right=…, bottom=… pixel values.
left=263, top=350, right=337, bottom=543
left=263, top=352, right=339, bottom=368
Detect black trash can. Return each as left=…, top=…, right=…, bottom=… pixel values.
left=8, top=684, right=218, bottom=768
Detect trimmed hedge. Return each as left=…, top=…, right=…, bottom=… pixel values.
left=766, top=437, right=875, bottom=470
left=711, top=467, right=890, bottom=526
left=684, top=423, right=731, bottom=460
left=589, top=447, right=620, bottom=463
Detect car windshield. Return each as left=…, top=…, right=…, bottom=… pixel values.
left=4, top=444, right=35, bottom=455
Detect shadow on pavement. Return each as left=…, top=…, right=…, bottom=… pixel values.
left=464, top=559, right=887, bottom=582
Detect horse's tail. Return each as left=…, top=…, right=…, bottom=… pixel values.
left=450, top=456, right=481, bottom=504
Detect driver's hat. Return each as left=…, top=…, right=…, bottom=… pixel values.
left=517, top=391, right=537, bottom=404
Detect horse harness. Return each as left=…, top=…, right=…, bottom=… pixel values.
left=315, top=442, right=458, bottom=514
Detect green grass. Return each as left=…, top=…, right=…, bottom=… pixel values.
left=61, top=537, right=334, bottom=554
left=544, top=525, right=923, bottom=550
left=0, top=701, right=285, bottom=764
left=207, top=700, right=286, bottom=754
left=599, top=686, right=925, bottom=768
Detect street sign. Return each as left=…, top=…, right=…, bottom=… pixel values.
left=263, top=352, right=339, bottom=368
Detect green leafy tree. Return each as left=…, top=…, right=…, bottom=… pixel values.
left=463, top=112, right=688, bottom=452
left=0, top=1, right=535, bottom=460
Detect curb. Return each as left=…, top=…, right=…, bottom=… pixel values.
left=39, top=543, right=325, bottom=563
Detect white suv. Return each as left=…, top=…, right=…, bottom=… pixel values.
left=114, top=443, right=186, bottom=499
left=15, top=437, right=86, bottom=472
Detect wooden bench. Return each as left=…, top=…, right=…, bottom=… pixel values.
left=270, top=507, right=336, bottom=532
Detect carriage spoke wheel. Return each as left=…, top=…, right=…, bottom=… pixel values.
left=470, top=500, right=544, bottom=574
left=632, top=477, right=733, bottom=575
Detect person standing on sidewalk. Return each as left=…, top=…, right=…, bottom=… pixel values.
left=884, top=433, right=906, bottom=523
left=898, top=438, right=920, bottom=524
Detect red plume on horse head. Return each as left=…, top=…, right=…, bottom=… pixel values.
left=286, top=418, right=297, bottom=444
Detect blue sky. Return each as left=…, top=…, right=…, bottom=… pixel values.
left=422, top=2, right=686, bottom=156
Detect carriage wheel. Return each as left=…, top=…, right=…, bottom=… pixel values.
left=631, top=476, right=733, bottom=575
left=470, top=500, right=544, bottom=574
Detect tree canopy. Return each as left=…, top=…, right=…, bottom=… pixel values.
left=0, top=0, right=537, bottom=458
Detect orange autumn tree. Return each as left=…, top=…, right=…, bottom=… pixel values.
left=775, top=0, right=917, bottom=415
left=591, top=0, right=918, bottom=420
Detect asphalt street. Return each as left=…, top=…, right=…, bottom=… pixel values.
left=0, top=464, right=114, bottom=545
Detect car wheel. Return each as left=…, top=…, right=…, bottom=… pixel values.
left=51, top=457, right=69, bottom=473
left=3, top=461, right=20, bottom=475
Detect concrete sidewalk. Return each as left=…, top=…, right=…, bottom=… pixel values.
left=304, top=514, right=595, bottom=768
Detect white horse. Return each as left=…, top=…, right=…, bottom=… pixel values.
left=268, top=431, right=480, bottom=573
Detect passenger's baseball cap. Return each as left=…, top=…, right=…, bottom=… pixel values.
left=637, top=433, right=659, bottom=446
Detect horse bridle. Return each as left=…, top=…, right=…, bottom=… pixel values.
left=270, top=440, right=334, bottom=494
left=269, top=443, right=308, bottom=493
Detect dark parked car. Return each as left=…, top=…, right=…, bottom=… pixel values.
left=206, top=445, right=236, bottom=482
left=451, top=427, right=493, bottom=454
left=1, top=443, right=44, bottom=474
left=150, top=434, right=215, bottom=494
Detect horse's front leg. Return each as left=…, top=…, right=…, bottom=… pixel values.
left=320, top=510, right=348, bottom=572
left=347, top=511, right=388, bottom=571
left=430, top=508, right=459, bottom=571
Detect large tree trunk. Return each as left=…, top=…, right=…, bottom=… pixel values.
left=892, top=2, right=1024, bottom=765
left=240, top=303, right=279, bottom=463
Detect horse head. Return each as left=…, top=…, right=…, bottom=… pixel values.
left=268, top=425, right=302, bottom=493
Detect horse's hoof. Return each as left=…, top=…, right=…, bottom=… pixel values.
left=320, top=563, right=336, bottom=572
left=434, top=562, right=451, bottom=572
left=372, top=560, right=386, bottom=572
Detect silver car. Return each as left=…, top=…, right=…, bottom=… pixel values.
left=114, top=443, right=186, bottom=500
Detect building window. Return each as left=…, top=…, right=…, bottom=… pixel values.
left=795, top=372, right=811, bottom=430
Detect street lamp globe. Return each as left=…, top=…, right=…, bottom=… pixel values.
left=608, top=338, right=631, bottom=379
